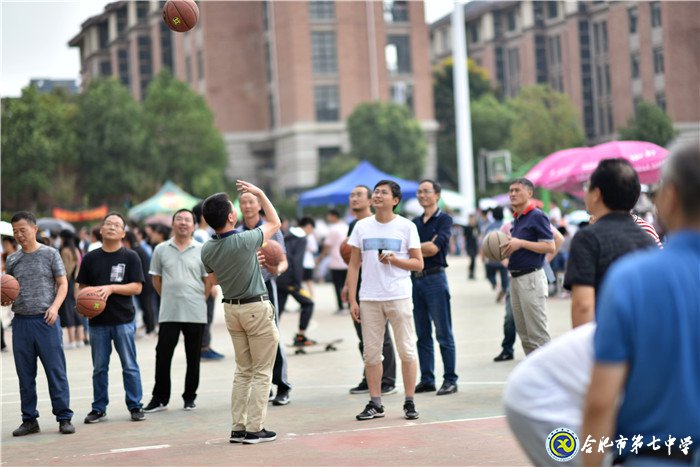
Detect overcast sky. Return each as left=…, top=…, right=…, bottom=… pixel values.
left=1, top=0, right=458, bottom=98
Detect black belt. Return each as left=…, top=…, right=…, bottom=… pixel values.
left=223, top=294, right=269, bottom=305
left=510, top=267, right=540, bottom=278
left=412, top=266, right=444, bottom=279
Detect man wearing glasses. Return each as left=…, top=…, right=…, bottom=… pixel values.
left=77, top=212, right=146, bottom=423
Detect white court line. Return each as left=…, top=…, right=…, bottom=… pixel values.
left=90, top=444, right=171, bottom=456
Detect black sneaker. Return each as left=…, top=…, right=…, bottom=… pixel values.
left=272, top=390, right=290, bottom=406
left=229, top=430, right=246, bottom=443
left=144, top=399, right=168, bottom=413
left=356, top=401, right=385, bottom=420
left=414, top=381, right=437, bottom=393
left=349, top=381, right=369, bottom=394
left=59, top=420, right=75, bottom=434
left=84, top=410, right=107, bottom=424
left=184, top=401, right=196, bottom=411
left=12, top=419, right=40, bottom=436
left=130, top=408, right=145, bottom=421
left=381, top=384, right=397, bottom=395
left=403, top=400, right=419, bottom=420
left=242, top=428, right=277, bottom=444
left=493, top=351, right=514, bottom=362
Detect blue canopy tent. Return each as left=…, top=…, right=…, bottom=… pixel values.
left=298, top=161, right=420, bottom=208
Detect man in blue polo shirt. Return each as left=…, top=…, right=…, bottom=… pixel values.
left=411, top=180, right=458, bottom=396
left=582, top=143, right=699, bottom=466
left=501, top=178, right=554, bottom=355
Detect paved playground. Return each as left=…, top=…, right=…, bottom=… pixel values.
left=1, top=256, right=572, bottom=465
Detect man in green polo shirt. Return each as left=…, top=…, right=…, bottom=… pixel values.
left=144, top=208, right=211, bottom=413
left=200, top=181, right=281, bottom=445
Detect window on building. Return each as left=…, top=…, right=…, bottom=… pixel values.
left=604, top=64, right=611, bottom=95
left=138, top=35, right=152, bottom=96
left=136, top=1, right=150, bottom=23
left=653, top=48, right=664, bottom=75
left=267, top=93, right=275, bottom=128
left=118, top=47, right=129, bottom=86
left=389, top=81, right=414, bottom=111
left=631, top=53, right=640, bottom=79
left=315, top=85, right=339, bottom=122
left=98, top=22, right=109, bottom=49
left=656, top=92, right=666, bottom=112
left=160, top=22, right=173, bottom=71
left=628, top=8, right=638, bottom=34
left=607, top=103, right=613, bottom=135
left=309, top=1, right=335, bottom=21
left=197, top=50, right=204, bottom=80
left=651, top=2, right=662, bottom=28
left=533, top=1, right=544, bottom=27
left=535, top=34, right=547, bottom=84
left=493, top=11, right=502, bottom=38
left=601, top=21, right=608, bottom=52
left=506, top=47, right=520, bottom=97
left=495, top=46, right=505, bottom=88
left=116, top=6, right=127, bottom=34
left=262, top=0, right=269, bottom=30
left=311, top=31, right=337, bottom=75
left=547, top=1, right=558, bottom=19
left=468, top=24, right=479, bottom=43
left=383, top=1, right=409, bottom=23
left=318, top=146, right=341, bottom=164
left=507, top=9, right=517, bottom=31
left=386, top=35, right=411, bottom=74
left=100, top=60, right=112, bottom=76
left=593, top=22, right=600, bottom=54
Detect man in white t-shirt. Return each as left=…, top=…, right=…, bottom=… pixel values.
left=347, top=180, right=423, bottom=421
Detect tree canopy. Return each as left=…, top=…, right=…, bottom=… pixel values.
left=618, top=100, right=676, bottom=147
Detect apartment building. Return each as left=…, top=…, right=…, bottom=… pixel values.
left=69, top=1, right=437, bottom=195
left=430, top=1, right=699, bottom=144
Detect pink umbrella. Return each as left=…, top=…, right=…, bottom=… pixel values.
left=526, top=141, right=668, bottom=194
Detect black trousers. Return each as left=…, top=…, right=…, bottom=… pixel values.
left=330, top=269, right=348, bottom=310
left=353, top=319, right=397, bottom=387
left=152, top=322, right=205, bottom=404
left=278, top=285, right=314, bottom=331
left=201, top=295, right=215, bottom=349
left=266, top=280, right=292, bottom=393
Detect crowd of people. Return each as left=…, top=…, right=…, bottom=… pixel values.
left=1, top=142, right=697, bottom=462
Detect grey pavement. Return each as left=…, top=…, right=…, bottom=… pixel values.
left=1, top=256, right=572, bottom=465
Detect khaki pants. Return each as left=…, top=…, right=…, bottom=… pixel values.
left=510, top=269, right=550, bottom=355
left=224, top=300, right=279, bottom=432
left=360, top=298, right=417, bottom=365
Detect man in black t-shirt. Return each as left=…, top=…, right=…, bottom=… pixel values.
left=77, top=212, right=146, bottom=423
left=564, top=159, right=657, bottom=327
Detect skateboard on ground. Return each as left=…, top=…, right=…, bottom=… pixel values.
left=286, top=338, right=343, bottom=355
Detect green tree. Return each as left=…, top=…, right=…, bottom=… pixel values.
left=318, top=154, right=360, bottom=185
left=433, top=58, right=501, bottom=188
left=508, top=85, right=584, bottom=165
left=1, top=86, right=78, bottom=212
left=74, top=78, right=154, bottom=206
left=346, top=102, right=426, bottom=180
left=618, top=100, right=677, bottom=146
left=142, top=70, right=228, bottom=197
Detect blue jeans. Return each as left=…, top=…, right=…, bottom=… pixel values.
left=12, top=315, right=73, bottom=422
left=89, top=321, right=143, bottom=412
left=412, top=272, right=458, bottom=385
left=501, top=287, right=516, bottom=355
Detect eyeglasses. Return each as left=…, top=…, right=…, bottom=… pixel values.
left=417, top=189, right=435, bottom=195
left=103, top=221, right=124, bottom=230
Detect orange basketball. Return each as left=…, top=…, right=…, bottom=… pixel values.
left=162, top=0, right=199, bottom=33
left=481, top=230, right=509, bottom=262
left=260, top=239, right=284, bottom=271
left=340, top=238, right=352, bottom=265
left=76, top=288, right=106, bottom=319
left=1, top=274, right=20, bottom=306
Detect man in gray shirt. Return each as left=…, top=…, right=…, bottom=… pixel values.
left=144, top=208, right=210, bottom=413
left=6, top=211, right=74, bottom=436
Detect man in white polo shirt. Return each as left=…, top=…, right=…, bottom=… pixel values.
left=144, top=208, right=210, bottom=412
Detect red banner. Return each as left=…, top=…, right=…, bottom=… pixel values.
left=52, top=205, right=109, bottom=222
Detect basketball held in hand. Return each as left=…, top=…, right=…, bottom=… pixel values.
left=260, top=239, right=283, bottom=272
left=76, top=289, right=106, bottom=319
left=162, top=0, right=199, bottom=33
left=1, top=274, right=20, bottom=306
left=340, top=238, right=352, bottom=265
left=482, top=231, right=509, bottom=262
